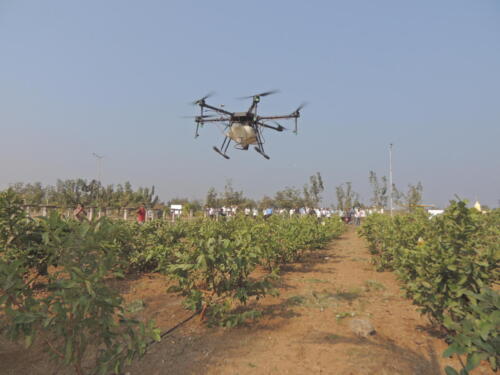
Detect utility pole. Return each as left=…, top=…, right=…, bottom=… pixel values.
left=389, top=143, right=393, bottom=217
left=92, top=153, right=104, bottom=183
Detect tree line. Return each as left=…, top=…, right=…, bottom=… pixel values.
left=8, top=180, right=159, bottom=208
left=5, top=172, right=424, bottom=212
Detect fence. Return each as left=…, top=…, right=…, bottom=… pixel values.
left=21, top=205, right=196, bottom=222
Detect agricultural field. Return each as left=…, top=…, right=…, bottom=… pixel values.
left=1, top=190, right=498, bottom=375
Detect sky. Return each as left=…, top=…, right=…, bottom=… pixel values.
left=1, top=0, right=499, bottom=208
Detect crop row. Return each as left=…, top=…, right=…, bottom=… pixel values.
left=359, top=201, right=499, bottom=374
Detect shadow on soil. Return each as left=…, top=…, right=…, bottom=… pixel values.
left=280, top=251, right=347, bottom=274
left=125, top=299, right=304, bottom=375
left=310, top=332, right=443, bottom=375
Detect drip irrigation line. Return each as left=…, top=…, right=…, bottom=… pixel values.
left=146, top=310, right=200, bottom=348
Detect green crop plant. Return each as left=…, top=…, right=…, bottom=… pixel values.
left=0, top=193, right=159, bottom=375
left=359, top=201, right=499, bottom=373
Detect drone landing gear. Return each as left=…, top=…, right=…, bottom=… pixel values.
left=254, top=127, right=270, bottom=159
left=213, top=137, right=231, bottom=159
left=254, top=147, right=270, bottom=160
left=213, top=146, right=230, bottom=159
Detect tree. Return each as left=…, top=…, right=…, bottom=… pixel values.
left=406, top=182, right=423, bottom=211
left=258, top=195, right=275, bottom=210
left=391, top=183, right=404, bottom=207
left=221, top=179, right=245, bottom=206
left=303, top=172, right=324, bottom=207
left=335, top=182, right=360, bottom=211
left=274, top=187, right=304, bottom=209
left=368, top=171, right=388, bottom=208
left=205, top=187, right=218, bottom=208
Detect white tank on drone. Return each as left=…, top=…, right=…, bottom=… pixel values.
left=227, top=123, right=257, bottom=146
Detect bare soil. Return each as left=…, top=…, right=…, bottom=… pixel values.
left=0, top=227, right=494, bottom=375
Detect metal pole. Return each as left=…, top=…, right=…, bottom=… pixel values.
left=92, top=153, right=104, bottom=183
left=389, top=143, right=393, bottom=217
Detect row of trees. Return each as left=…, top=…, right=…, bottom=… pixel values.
left=6, top=172, right=424, bottom=212
left=8, top=180, right=159, bottom=208
left=204, top=173, right=325, bottom=210
left=367, top=171, right=424, bottom=210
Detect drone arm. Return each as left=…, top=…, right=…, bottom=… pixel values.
left=196, top=117, right=231, bottom=123
left=199, top=103, right=233, bottom=116
left=257, top=121, right=285, bottom=132
left=257, top=113, right=299, bottom=121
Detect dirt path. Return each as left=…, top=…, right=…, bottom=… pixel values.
left=1, top=228, right=492, bottom=375
left=126, top=227, right=488, bottom=375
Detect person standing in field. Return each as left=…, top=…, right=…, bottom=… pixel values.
left=136, top=204, right=146, bottom=224
left=73, top=203, right=87, bottom=221
left=252, top=208, right=258, bottom=218
left=354, top=208, right=361, bottom=226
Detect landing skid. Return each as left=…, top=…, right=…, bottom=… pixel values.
left=254, top=147, right=270, bottom=160
left=213, top=146, right=230, bottom=159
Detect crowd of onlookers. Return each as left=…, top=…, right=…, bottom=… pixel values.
left=204, top=206, right=380, bottom=225
left=70, top=202, right=381, bottom=226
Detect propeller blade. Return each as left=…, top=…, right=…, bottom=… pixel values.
left=293, top=102, right=308, bottom=114
left=237, top=89, right=279, bottom=100
left=191, top=91, right=215, bottom=105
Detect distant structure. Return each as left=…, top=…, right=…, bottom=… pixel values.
left=473, top=200, right=482, bottom=212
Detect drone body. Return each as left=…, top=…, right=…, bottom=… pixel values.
left=190, top=91, right=305, bottom=159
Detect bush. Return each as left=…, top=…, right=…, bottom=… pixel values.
left=359, top=202, right=499, bottom=373
left=0, top=192, right=159, bottom=375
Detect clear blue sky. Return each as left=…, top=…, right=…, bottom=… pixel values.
left=1, top=0, right=499, bottom=207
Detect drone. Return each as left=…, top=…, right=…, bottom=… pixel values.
left=189, top=90, right=305, bottom=159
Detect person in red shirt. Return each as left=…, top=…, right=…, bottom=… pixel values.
left=73, top=203, right=87, bottom=221
left=136, top=204, right=146, bottom=224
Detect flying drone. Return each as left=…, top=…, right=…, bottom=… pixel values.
left=189, top=90, right=305, bottom=159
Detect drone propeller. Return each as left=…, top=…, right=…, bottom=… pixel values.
left=292, top=102, right=308, bottom=115
left=237, top=89, right=279, bottom=100
left=290, top=102, right=307, bottom=135
left=191, top=91, right=215, bottom=105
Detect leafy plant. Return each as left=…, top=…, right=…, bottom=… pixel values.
left=443, top=288, right=499, bottom=374
left=0, top=198, right=159, bottom=375
left=359, top=201, right=499, bottom=373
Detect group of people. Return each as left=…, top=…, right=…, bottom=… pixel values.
left=340, top=207, right=367, bottom=225
left=73, top=202, right=369, bottom=226
left=205, top=206, right=356, bottom=220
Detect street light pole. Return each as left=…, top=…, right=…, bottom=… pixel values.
left=92, top=153, right=104, bottom=183
left=389, top=143, right=393, bottom=217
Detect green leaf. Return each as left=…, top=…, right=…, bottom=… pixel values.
left=152, top=328, right=161, bottom=342
left=465, top=353, right=481, bottom=372
left=443, top=343, right=461, bottom=358
left=444, top=366, right=459, bottom=375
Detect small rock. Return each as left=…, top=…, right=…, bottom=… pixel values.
left=349, top=318, right=376, bottom=338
